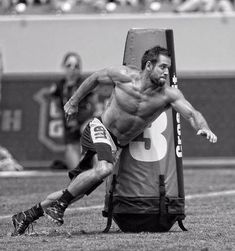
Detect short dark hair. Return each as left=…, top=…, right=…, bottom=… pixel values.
left=141, top=46, right=170, bottom=70
left=62, top=52, right=82, bottom=68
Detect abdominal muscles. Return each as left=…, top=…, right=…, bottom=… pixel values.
left=102, top=84, right=167, bottom=145
left=103, top=102, right=162, bottom=145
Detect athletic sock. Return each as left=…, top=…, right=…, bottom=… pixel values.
left=25, top=203, right=44, bottom=220
left=58, top=189, right=75, bottom=205
left=34, top=203, right=44, bottom=217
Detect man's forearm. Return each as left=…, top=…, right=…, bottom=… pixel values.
left=189, top=111, right=210, bottom=132
left=69, top=73, right=99, bottom=106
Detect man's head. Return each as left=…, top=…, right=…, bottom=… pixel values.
left=62, top=52, right=82, bottom=80
left=141, top=46, right=171, bottom=87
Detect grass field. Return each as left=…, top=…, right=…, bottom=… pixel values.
left=0, top=168, right=234, bottom=251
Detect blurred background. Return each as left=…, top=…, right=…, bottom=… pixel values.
left=0, top=0, right=235, bottom=170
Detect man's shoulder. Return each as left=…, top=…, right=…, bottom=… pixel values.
left=124, top=65, right=141, bottom=79
left=165, top=85, right=182, bottom=101
left=125, top=64, right=139, bottom=71
left=107, top=66, right=138, bottom=83
left=125, top=64, right=140, bottom=74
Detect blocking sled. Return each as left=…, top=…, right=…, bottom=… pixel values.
left=103, top=28, right=187, bottom=233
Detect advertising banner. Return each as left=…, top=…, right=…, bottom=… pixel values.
left=0, top=75, right=66, bottom=168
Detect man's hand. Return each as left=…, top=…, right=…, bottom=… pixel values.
left=197, top=129, right=217, bottom=143
left=64, top=100, right=78, bottom=121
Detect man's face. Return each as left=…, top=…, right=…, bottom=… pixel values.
left=63, top=55, right=81, bottom=79
left=149, top=54, right=171, bottom=87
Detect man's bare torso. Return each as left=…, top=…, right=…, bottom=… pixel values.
left=101, top=69, right=173, bottom=146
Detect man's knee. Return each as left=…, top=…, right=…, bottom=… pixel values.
left=94, top=160, right=113, bottom=180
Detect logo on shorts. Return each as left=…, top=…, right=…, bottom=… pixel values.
left=91, top=125, right=110, bottom=145
left=90, top=119, right=114, bottom=147
left=94, top=126, right=107, bottom=139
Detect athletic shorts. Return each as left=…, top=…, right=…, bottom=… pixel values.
left=68, top=117, right=120, bottom=180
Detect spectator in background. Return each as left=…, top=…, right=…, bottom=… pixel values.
left=0, top=0, right=11, bottom=12
left=0, top=146, right=23, bottom=171
left=50, top=0, right=77, bottom=13
left=49, top=52, right=96, bottom=170
left=174, top=0, right=234, bottom=12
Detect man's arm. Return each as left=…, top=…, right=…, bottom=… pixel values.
left=170, top=88, right=217, bottom=143
left=64, top=67, right=131, bottom=119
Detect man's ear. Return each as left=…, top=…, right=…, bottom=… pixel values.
left=145, top=61, right=153, bottom=71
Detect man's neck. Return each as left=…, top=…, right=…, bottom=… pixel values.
left=139, top=73, right=151, bottom=91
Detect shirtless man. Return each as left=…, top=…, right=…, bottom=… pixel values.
left=11, top=46, right=217, bottom=235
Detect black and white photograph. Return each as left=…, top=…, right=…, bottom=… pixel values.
left=0, top=1, right=234, bottom=250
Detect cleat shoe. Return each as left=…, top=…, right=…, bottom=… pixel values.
left=44, top=201, right=68, bottom=226
left=12, top=211, right=35, bottom=236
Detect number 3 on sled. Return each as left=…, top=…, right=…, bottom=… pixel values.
left=129, top=111, right=167, bottom=162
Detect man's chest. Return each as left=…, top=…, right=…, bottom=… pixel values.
left=115, top=86, right=169, bottom=116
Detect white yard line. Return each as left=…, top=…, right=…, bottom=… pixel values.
left=185, top=189, right=235, bottom=199
left=183, top=157, right=235, bottom=167
left=0, top=171, right=66, bottom=178
left=1, top=189, right=235, bottom=221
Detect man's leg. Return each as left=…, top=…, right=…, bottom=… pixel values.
left=11, top=189, right=86, bottom=236
left=64, top=142, right=81, bottom=170
left=11, top=190, right=64, bottom=236
left=41, top=190, right=84, bottom=209
left=12, top=203, right=44, bottom=236
left=11, top=151, right=98, bottom=235
left=45, top=160, right=113, bottom=225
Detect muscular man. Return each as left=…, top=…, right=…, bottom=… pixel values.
left=11, top=46, right=217, bottom=236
